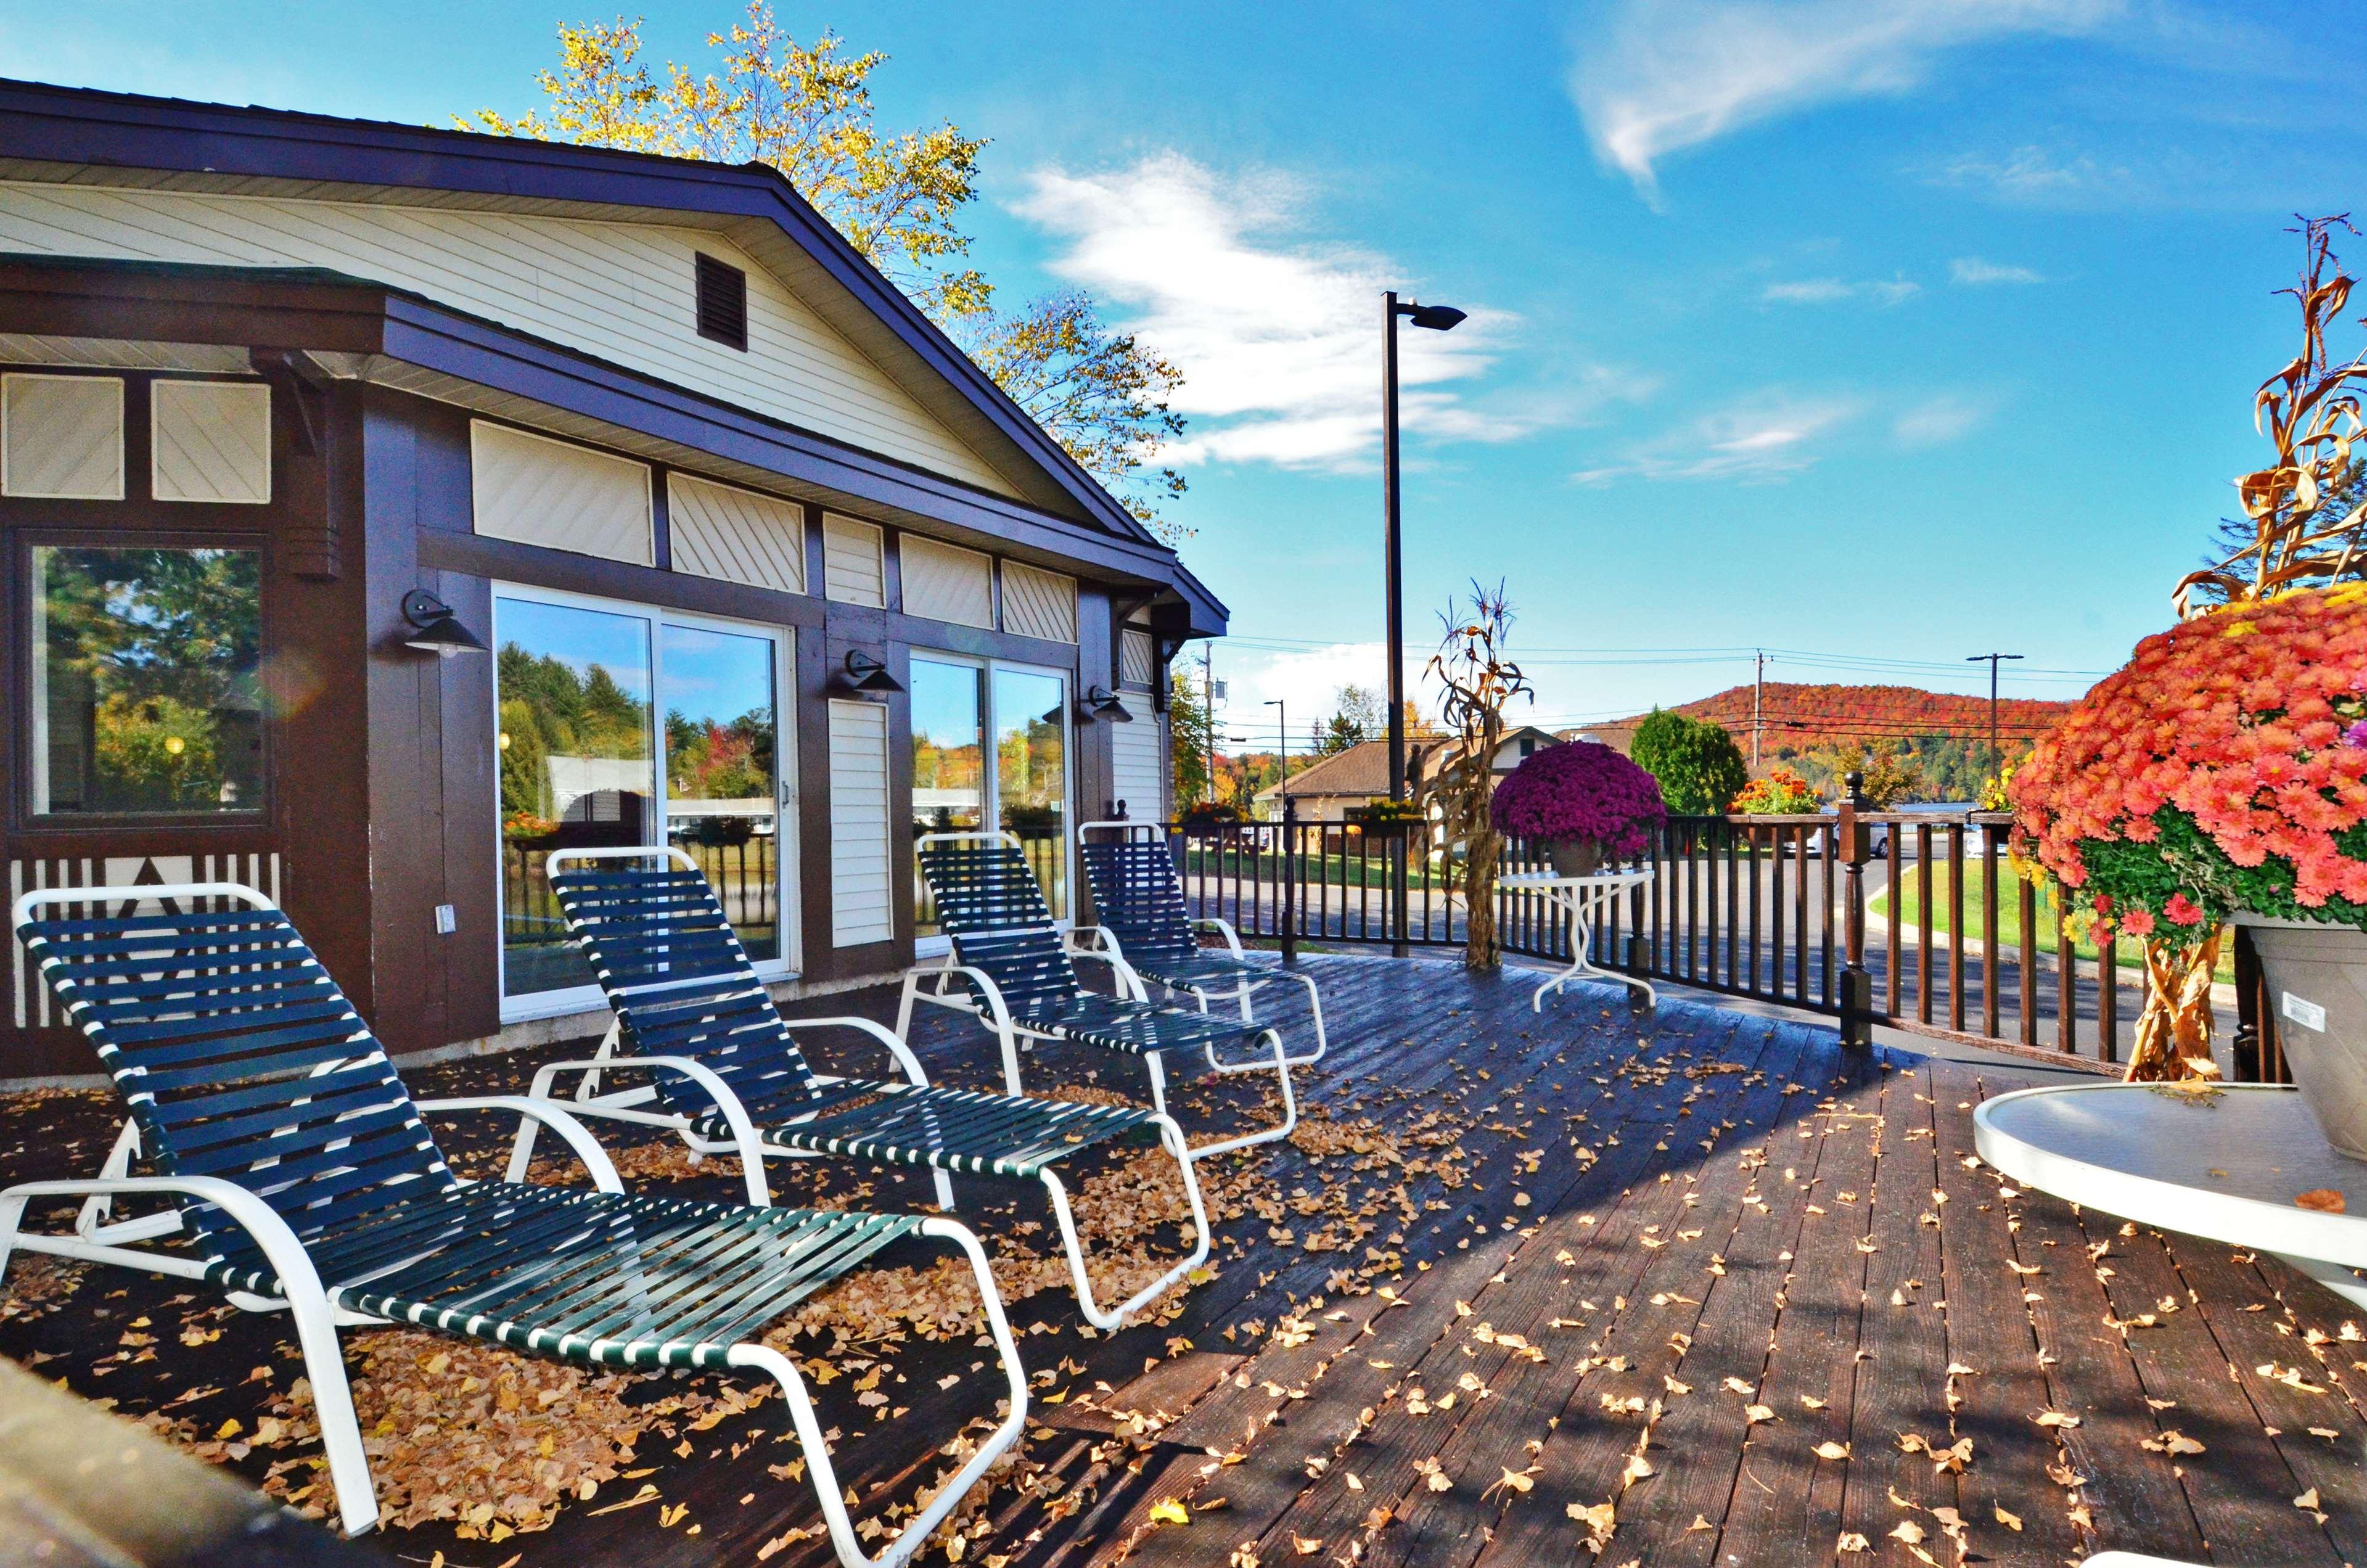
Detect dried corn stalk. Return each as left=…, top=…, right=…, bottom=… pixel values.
left=2176, top=214, right=2367, bottom=616
left=1416, top=581, right=1533, bottom=971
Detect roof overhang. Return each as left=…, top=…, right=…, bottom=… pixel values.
left=0, top=252, right=1226, bottom=631
left=0, top=77, right=1225, bottom=632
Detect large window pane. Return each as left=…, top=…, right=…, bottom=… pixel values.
left=994, top=667, right=1069, bottom=920
left=496, top=597, right=654, bottom=999
left=30, top=546, right=262, bottom=815
left=911, top=657, right=985, bottom=935
left=662, top=623, right=780, bottom=962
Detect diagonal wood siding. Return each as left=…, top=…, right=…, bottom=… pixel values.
left=470, top=420, right=654, bottom=565
left=898, top=535, right=993, bottom=629
left=150, top=379, right=271, bottom=504
left=999, top=560, right=1077, bottom=643
left=2, top=372, right=122, bottom=499
left=667, top=472, right=806, bottom=595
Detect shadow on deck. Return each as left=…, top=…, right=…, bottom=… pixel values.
left=4, top=953, right=2361, bottom=1566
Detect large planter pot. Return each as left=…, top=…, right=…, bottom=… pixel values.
left=1545, top=838, right=1603, bottom=878
left=2242, top=913, right=2367, bottom=1161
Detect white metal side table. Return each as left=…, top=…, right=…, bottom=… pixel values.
left=1498, top=868, right=1655, bottom=1012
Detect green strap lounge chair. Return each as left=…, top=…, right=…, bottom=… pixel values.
left=903, top=832, right=1297, bottom=1163
left=536, top=847, right=1210, bottom=1329
left=1072, top=819, right=1327, bottom=1065
left=0, top=883, right=1028, bottom=1568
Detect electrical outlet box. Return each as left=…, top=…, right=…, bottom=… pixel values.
left=433, top=903, right=457, bottom=936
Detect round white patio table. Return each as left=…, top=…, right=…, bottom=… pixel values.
left=1975, top=1082, right=2367, bottom=1568
left=1498, top=868, right=1656, bottom=1012
left=1973, top=1082, right=2367, bottom=1311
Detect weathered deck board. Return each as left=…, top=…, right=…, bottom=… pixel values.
left=1, top=953, right=2355, bottom=1567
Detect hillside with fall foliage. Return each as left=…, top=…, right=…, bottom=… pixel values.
left=1571, top=681, right=2075, bottom=802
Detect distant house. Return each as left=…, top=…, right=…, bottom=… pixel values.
left=1252, top=726, right=1559, bottom=821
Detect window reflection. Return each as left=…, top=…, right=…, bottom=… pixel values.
left=662, top=623, right=780, bottom=961
left=995, top=668, right=1069, bottom=920
left=31, top=546, right=262, bottom=816
left=495, top=597, right=655, bottom=998
left=911, top=657, right=985, bottom=935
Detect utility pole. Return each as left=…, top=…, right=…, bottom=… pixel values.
left=1204, top=646, right=1218, bottom=810
left=1965, top=652, right=2024, bottom=793
left=1752, top=650, right=1765, bottom=771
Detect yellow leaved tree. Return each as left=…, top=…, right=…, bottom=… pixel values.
left=464, top=7, right=1188, bottom=537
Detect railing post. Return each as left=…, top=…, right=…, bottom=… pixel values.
left=1280, top=794, right=1300, bottom=967
left=1389, top=803, right=1410, bottom=959
left=1837, top=771, right=1874, bottom=1048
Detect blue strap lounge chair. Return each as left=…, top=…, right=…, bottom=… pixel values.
left=0, top=883, right=1028, bottom=1568
left=903, top=832, right=1297, bottom=1163
left=1072, top=819, right=1327, bottom=1065
left=537, top=848, right=1210, bottom=1329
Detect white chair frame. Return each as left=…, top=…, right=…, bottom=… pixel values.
left=1069, top=819, right=1327, bottom=1067
left=531, top=845, right=1212, bottom=1329
left=902, top=831, right=1298, bottom=1165
left=1, top=882, right=1032, bottom=1568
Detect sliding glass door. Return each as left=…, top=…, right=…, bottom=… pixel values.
left=495, top=588, right=790, bottom=1012
left=911, top=654, right=1070, bottom=936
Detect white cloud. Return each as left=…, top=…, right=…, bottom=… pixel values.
left=1215, top=642, right=1424, bottom=743
left=1573, top=393, right=1863, bottom=484
left=1762, top=275, right=1921, bottom=305
left=1893, top=393, right=1990, bottom=446
left=1934, top=144, right=2114, bottom=202
left=1010, top=154, right=1603, bottom=470
left=1949, top=256, right=2046, bottom=285
left=1570, top=0, right=2123, bottom=198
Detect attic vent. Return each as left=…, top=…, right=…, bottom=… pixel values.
left=694, top=253, right=748, bottom=350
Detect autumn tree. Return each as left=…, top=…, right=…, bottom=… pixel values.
left=464, top=6, right=1189, bottom=536
left=1814, top=736, right=1922, bottom=807
left=1167, top=666, right=1210, bottom=810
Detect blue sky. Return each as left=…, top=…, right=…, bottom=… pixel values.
left=11, top=1, right=2360, bottom=750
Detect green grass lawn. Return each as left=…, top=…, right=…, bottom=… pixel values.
left=1179, top=844, right=1446, bottom=890
left=1872, top=861, right=2233, bottom=980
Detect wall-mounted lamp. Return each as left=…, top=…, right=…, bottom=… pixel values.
left=839, top=649, right=905, bottom=696
left=1080, top=684, right=1133, bottom=723
left=401, top=589, right=488, bottom=657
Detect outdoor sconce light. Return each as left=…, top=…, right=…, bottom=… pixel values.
left=839, top=649, right=905, bottom=696
left=400, top=590, right=488, bottom=657
left=1078, top=685, right=1133, bottom=723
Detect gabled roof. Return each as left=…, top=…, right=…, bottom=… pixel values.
left=1252, top=726, right=1564, bottom=802
left=0, top=76, right=1226, bottom=631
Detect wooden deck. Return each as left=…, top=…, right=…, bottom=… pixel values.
left=6, top=954, right=2365, bottom=1566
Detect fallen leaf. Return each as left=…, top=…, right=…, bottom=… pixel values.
left=1994, top=1503, right=2022, bottom=1531
left=2297, top=1189, right=2347, bottom=1214
left=1813, top=1441, right=1851, bottom=1461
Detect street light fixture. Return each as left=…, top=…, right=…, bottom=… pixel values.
left=1383, top=290, right=1466, bottom=810
left=1384, top=290, right=1463, bottom=956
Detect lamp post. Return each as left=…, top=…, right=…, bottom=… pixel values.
left=1965, top=652, right=2025, bottom=795
left=1383, top=290, right=1464, bottom=956
left=1265, top=699, right=1287, bottom=805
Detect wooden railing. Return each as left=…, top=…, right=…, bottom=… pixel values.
left=1149, top=791, right=2238, bottom=1078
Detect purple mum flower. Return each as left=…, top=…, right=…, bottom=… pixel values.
left=1491, top=741, right=1667, bottom=856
